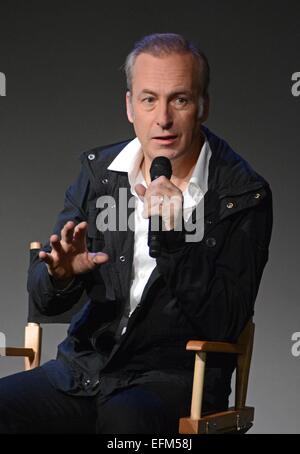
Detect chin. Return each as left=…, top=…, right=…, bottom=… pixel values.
left=154, top=152, right=178, bottom=162
left=151, top=146, right=178, bottom=157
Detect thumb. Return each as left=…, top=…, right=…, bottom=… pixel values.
left=135, top=183, right=146, bottom=201
left=91, top=252, right=109, bottom=265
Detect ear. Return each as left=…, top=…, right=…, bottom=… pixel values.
left=198, top=95, right=210, bottom=123
left=126, top=91, right=134, bottom=124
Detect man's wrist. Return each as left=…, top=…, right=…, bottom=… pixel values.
left=49, top=274, right=75, bottom=291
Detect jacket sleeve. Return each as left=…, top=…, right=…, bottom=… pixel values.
left=156, top=186, right=273, bottom=341
left=27, top=165, right=93, bottom=315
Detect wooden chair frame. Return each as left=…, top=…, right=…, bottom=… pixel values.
left=3, top=242, right=255, bottom=434
left=179, top=320, right=255, bottom=434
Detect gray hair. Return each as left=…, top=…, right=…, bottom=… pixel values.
left=124, top=33, right=210, bottom=97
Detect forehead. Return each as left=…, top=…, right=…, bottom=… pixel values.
left=131, top=52, right=199, bottom=94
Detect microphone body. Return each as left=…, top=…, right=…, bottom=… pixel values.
left=148, top=157, right=172, bottom=258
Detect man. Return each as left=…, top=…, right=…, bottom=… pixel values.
left=0, top=33, right=273, bottom=433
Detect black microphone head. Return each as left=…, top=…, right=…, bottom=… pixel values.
left=150, top=156, right=172, bottom=181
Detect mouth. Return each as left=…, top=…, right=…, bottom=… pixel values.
left=152, top=135, right=178, bottom=145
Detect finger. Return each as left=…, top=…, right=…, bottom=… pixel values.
left=50, top=234, right=63, bottom=254
left=135, top=183, right=146, bottom=201
left=73, top=222, right=88, bottom=243
left=153, top=194, right=164, bottom=206
left=150, top=176, right=174, bottom=190
left=39, top=250, right=54, bottom=267
left=90, top=252, right=109, bottom=265
left=149, top=177, right=182, bottom=197
left=75, top=221, right=88, bottom=231
left=142, top=197, right=162, bottom=218
left=152, top=186, right=180, bottom=200
left=61, top=221, right=76, bottom=244
left=144, top=193, right=164, bottom=210
left=143, top=183, right=176, bottom=202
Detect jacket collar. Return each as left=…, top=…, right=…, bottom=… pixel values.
left=82, top=127, right=269, bottom=222
left=203, top=126, right=267, bottom=196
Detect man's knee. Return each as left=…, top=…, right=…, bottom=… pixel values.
left=96, top=386, right=175, bottom=434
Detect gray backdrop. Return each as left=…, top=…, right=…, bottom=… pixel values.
left=0, top=0, right=299, bottom=434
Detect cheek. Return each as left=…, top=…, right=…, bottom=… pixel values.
left=182, top=114, right=199, bottom=135
left=180, top=117, right=196, bottom=136
left=134, top=115, right=153, bottom=136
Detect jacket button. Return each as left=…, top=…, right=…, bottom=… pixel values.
left=101, top=178, right=109, bottom=184
left=119, top=255, right=126, bottom=262
left=82, top=378, right=91, bottom=387
left=88, top=154, right=95, bottom=160
left=226, top=201, right=235, bottom=209
left=254, top=193, right=261, bottom=199
left=205, top=237, right=217, bottom=247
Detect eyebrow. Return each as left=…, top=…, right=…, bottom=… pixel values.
left=137, top=89, right=194, bottom=98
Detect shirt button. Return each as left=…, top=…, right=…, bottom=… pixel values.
left=88, top=154, right=95, bottom=160
left=119, top=255, right=126, bottom=262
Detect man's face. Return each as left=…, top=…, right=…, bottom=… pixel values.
left=126, top=52, right=207, bottom=164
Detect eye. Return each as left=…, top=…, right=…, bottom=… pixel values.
left=142, top=96, right=155, bottom=104
left=174, top=97, right=189, bottom=107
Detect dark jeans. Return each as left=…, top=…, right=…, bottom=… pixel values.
left=0, top=367, right=193, bottom=434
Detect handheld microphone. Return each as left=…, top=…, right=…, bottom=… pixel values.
left=148, top=156, right=172, bottom=258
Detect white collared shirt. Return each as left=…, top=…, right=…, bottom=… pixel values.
left=108, top=136, right=211, bottom=319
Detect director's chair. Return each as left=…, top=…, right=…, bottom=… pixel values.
left=3, top=242, right=255, bottom=434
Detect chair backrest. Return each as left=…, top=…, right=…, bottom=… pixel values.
left=22, top=241, right=88, bottom=370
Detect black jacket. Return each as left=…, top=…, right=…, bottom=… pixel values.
left=27, top=126, right=273, bottom=409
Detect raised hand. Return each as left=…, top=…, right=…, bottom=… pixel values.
left=39, top=220, right=109, bottom=282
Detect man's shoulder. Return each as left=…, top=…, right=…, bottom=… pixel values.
left=204, top=126, right=270, bottom=193
left=76, top=138, right=133, bottom=196
left=79, top=138, right=133, bottom=167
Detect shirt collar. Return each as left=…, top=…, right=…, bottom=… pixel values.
left=107, top=134, right=211, bottom=203
left=186, top=133, right=211, bottom=204
left=107, top=137, right=143, bottom=191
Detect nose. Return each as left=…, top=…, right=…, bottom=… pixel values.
left=155, top=101, right=173, bottom=130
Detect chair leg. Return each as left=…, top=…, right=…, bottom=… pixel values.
left=190, top=351, right=207, bottom=420
left=24, top=323, right=42, bottom=370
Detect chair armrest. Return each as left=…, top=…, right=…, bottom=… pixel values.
left=2, top=323, right=42, bottom=371
left=186, top=340, right=243, bottom=354
left=4, top=347, right=34, bottom=358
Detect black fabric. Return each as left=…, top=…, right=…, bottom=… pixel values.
left=0, top=367, right=96, bottom=434
left=0, top=366, right=208, bottom=434
left=24, top=126, right=273, bottom=429
left=28, top=253, right=88, bottom=323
